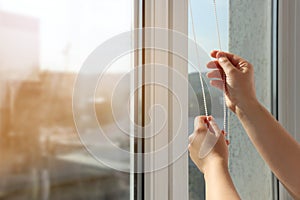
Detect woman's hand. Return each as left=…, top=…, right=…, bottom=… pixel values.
left=188, top=116, right=241, bottom=200
left=188, top=116, right=228, bottom=174
left=206, top=50, right=257, bottom=114
left=207, top=51, right=300, bottom=199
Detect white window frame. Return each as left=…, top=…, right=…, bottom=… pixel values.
left=133, top=0, right=189, bottom=199
left=278, top=0, right=300, bottom=199
left=131, top=0, right=188, bottom=200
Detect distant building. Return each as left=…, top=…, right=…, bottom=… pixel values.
left=13, top=71, right=76, bottom=135
left=0, top=11, right=39, bottom=142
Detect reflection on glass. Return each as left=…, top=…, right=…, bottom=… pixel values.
left=0, top=1, right=132, bottom=199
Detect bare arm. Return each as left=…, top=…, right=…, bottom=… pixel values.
left=207, top=50, right=300, bottom=198
left=237, top=99, right=300, bottom=198
left=204, top=154, right=240, bottom=200
left=189, top=116, right=240, bottom=200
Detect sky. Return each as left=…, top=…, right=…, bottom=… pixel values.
left=0, top=0, right=228, bottom=72
left=189, top=0, right=228, bottom=52
left=0, top=0, right=133, bottom=72
left=188, top=0, right=229, bottom=73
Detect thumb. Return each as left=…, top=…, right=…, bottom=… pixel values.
left=217, top=53, right=237, bottom=75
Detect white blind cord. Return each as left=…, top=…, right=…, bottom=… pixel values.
left=212, top=0, right=229, bottom=139
left=189, top=0, right=209, bottom=118
left=189, top=0, right=229, bottom=142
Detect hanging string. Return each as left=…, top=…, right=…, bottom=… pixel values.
left=213, top=0, right=222, bottom=51
left=212, top=0, right=228, bottom=136
left=188, top=0, right=209, bottom=117
left=188, top=0, right=229, bottom=140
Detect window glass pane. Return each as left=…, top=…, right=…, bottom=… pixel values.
left=188, top=0, right=274, bottom=199
left=0, top=0, right=133, bottom=199
left=188, top=0, right=228, bottom=199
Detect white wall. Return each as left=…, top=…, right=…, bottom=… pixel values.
left=228, top=1, right=273, bottom=199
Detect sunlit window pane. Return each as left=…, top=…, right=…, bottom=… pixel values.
left=0, top=0, right=133, bottom=199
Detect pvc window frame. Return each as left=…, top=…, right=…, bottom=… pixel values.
left=133, top=0, right=189, bottom=200
left=277, top=0, right=300, bottom=199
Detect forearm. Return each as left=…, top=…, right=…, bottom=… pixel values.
left=237, top=100, right=300, bottom=198
left=204, top=161, right=240, bottom=200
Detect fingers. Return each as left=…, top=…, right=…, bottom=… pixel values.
left=217, top=56, right=238, bottom=76
left=217, top=51, right=244, bottom=66
left=210, top=80, right=224, bottom=91
left=210, top=50, right=244, bottom=66
left=190, top=116, right=209, bottom=145
left=206, top=61, right=225, bottom=80
left=206, top=69, right=223, bottom=79
left=188, top=134, right=195, bottom=144
left=210, top=50, right=219, bottom=58
left=209, top=51, right=239, bottom=76
left=194, top=116, right=208, bottom=133
left=206, top=60, right=220, bottom=69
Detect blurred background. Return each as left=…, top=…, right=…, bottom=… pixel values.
left=0, top=0, right=133, bottom=199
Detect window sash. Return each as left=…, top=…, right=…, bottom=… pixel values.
left=134, top=0, right=189, bottom=199
left=278, top=0, right=300, bottom=199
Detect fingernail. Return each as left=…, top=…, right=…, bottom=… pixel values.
left=226, top=140, right=230, bottom=145
left=221, top=130, right=227, bottom=136
left=218, top=57, right=227, bottom=63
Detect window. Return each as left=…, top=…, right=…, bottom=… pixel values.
left=0, top=0, right=289, bottom=199
left=0, top=0, right=133, bottom=199
left=139, top=0, right=277, bottom=199
left=188, top=1, right=228, bottom=199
